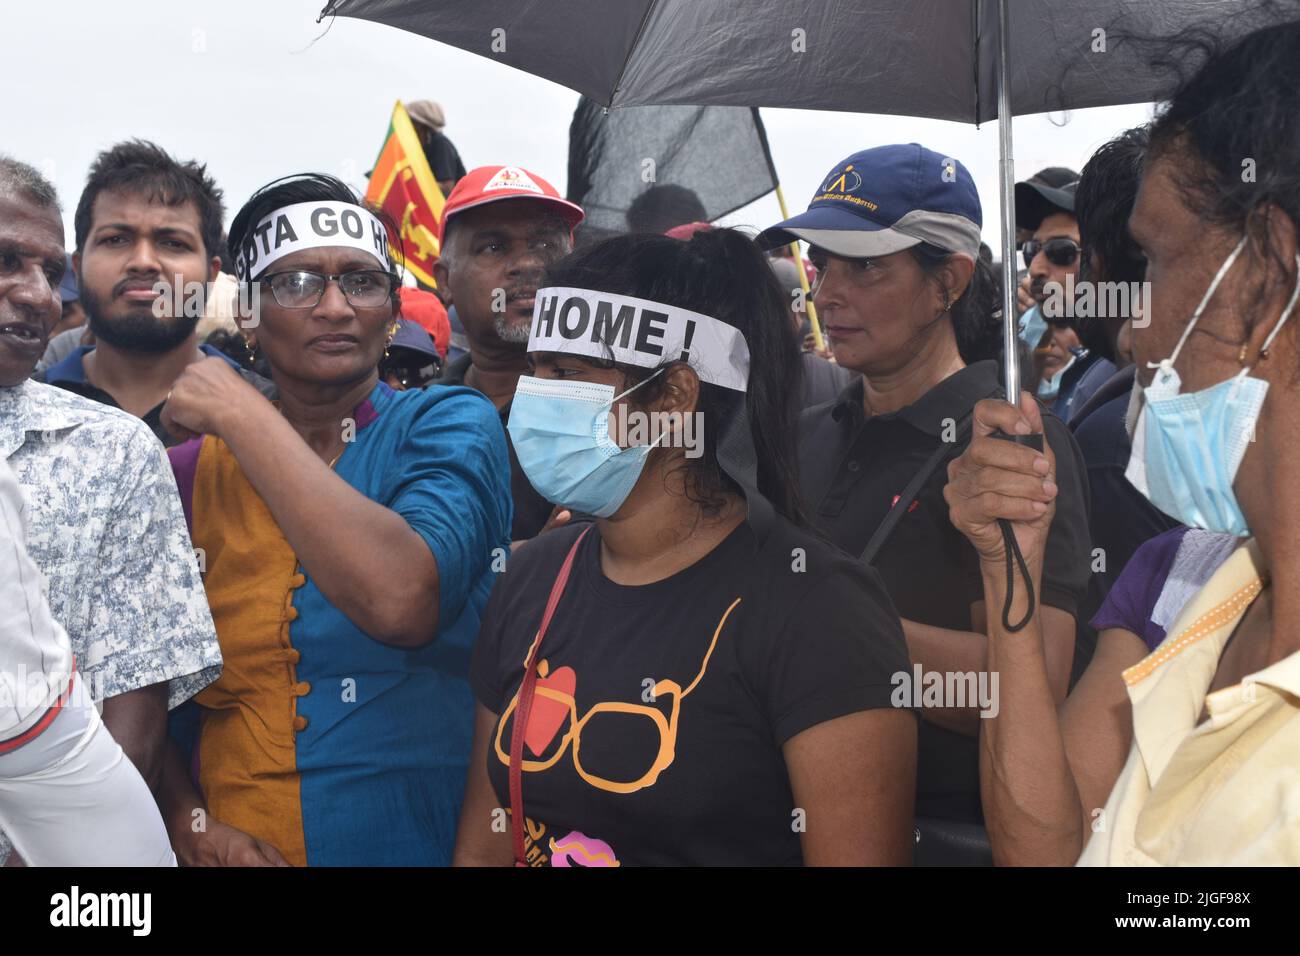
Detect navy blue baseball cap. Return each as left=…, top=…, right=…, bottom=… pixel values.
left=758, top=144, right=983, bottom=260
left=389, top=318, right=440, bottom=359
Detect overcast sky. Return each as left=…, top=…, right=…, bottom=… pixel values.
left=6, top=0, right=1154, bottom=258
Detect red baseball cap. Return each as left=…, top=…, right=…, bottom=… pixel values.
left=397, top=286, right=450, bottom=357
left=438, top=165, right=585, bottom=247
left=663, top=220, right=714, bottom=240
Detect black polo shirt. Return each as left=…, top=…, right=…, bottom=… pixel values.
left=798, top=359, right=1092, bottom=823
left=435, top=352, right=554, bottom=541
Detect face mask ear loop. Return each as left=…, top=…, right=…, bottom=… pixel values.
left=609, top=365, right=667, bottom=406
left=1255, top=253, right=1300, bottom=361
left=1151, top=235, right=1250, bottom=382
left=1228, top=252, right=1300, bottom=404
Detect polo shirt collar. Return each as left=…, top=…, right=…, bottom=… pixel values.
left=43, top=343, right=246, bottom=388
left=829, top=360, right=1001, bottom=437
left=1121, top=539, right=1271, bottom=786
left=41, top=345, right=94, bottom=385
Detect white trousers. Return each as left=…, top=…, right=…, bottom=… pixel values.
left=0, top=674, right=176, bottom=866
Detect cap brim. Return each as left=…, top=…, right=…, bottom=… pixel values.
left=758, top=205, right=920, bottom=258
left=445, top=192, right=585, bottom=229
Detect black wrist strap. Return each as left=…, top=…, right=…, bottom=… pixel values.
left=990, top=431, right=1043, bottom=633
left=859, top=408, right=978, bottom=566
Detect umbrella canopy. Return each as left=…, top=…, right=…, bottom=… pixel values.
left=321, top=0, right=1280, bottom=121
left=321, top=0, right=1296, bottom=390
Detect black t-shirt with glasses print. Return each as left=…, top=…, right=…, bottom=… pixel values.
left=470, top=515, right=911, bottom=867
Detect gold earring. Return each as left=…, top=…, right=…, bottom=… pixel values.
left=1238, top=342, right=1250, bottom=365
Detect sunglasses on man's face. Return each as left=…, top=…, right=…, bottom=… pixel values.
left=382, top=354, right=442, bottom=388
left=1021, top=237, right=1081, bottom=268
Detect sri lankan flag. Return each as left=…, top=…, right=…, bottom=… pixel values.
left=365, top=101, right=445, bottom=287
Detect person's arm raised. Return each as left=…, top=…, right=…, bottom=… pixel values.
left=944, top=392, right=1084, bottom=865
left=161, top=358, right=440, bottom=648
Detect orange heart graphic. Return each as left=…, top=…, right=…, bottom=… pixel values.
left=525, top=664, right=576, bottom=757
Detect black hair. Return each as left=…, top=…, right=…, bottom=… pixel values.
left=626, top=184, right=707, bottom=235
left=1077, top=125, right=1150, bottom=288
left=1073, top=124, right=1151, bottom=360
left=74, top=140, right=224, bottom=260
left=202, top=328, right=254, bottom=371
left=544, top=229, right=807, bottom=525
left=910, top=242, right=1001, bottom=364
left=0, top=154, right=60, bottom=210
left=226, top=172, right=403, bottom=302
left=1141, top=9, right=1300, bottom=315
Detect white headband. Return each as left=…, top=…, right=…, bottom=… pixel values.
left=234, top=201, right=394, bottom=280
left=528, top=287, right=750, bottom=392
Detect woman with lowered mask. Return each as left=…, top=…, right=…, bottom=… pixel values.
left=759, top=145, right=1091, bottom=851
left=454, top=229, right=916, bottom=867
left=156, top=174, right=513, bottom=866
left=947, top=20, right=1300, bottom=865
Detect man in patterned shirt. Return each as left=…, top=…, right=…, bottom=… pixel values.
left=0, top=155, right=221, bottom=864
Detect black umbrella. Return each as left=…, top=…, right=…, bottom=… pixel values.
left=320, top=0, right=1295, bottom=389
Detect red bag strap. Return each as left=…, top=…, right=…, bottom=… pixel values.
left=508, top=526, right=591, bottom=866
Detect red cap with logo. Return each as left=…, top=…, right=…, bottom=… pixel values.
left=438, top=165, right=585, bottom=246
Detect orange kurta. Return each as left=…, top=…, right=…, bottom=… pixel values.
left=191, top=436, right=309, bottom=866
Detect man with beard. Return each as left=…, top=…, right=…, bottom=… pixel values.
left=39, top=141, right=272, bottom=445
left=432, top=165, right=584, bottom=542
left=0, top=154, right=219, bottom=865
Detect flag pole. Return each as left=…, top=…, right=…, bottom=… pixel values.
left=775, top=184, right=826, bottom=352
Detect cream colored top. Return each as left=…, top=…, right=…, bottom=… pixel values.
left=1078, top=539, right=1300, bottom=866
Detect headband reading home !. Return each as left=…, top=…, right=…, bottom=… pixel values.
left=234, top=201, right=394, bottom=281
left=527, top=287, right=751, bottom=392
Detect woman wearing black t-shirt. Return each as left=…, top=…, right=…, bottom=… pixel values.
left=453, top=229, right=916, bottom=866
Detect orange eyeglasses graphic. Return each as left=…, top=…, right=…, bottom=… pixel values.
left=494, top=597, right=741, bottom=795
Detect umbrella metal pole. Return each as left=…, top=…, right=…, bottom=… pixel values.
left=996, top=0, right=1019, bottom=401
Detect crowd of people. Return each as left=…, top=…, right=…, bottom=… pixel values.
left=0, top=19, right=1297, bottom=867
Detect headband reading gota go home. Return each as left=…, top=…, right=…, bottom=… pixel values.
left=233, top=201, right=394, bottom=281
left=528, top=287, right=751, bottom=392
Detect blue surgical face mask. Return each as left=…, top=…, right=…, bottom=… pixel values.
left=1125, top=238, right=1300, bottom=536
left=507, top=370, right=668, bottom=518
left=1019, top=302, right=1048, bottom=351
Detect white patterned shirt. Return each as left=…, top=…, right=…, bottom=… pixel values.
left=0, top=455, right=73, bottom=741
left=0, top=380, right=221, bottom=860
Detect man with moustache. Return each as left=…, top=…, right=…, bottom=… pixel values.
left=432, top=165, right=585, bottom=542
left=1014, top=169, right=1112, bottom=417
left=39, top=140, right=271, bottom=445
left=0, top=155, right=219, bottom=865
